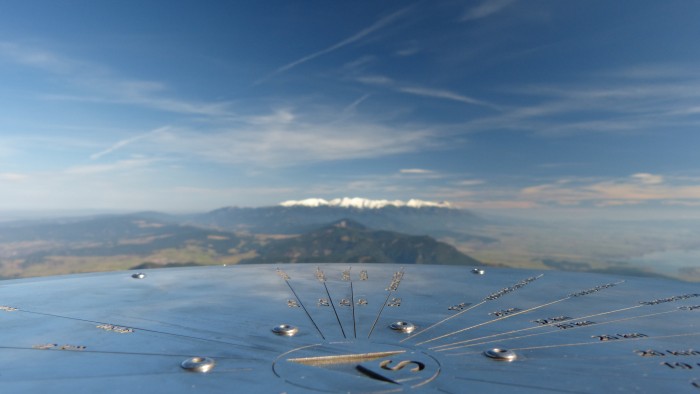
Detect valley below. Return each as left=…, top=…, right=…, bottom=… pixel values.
left=1, top=202, right=697, bottom=282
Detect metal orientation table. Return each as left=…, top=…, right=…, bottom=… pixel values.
left=1, top=264, right=699, bottom=392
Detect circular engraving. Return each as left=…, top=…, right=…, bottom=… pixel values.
left=273, top=341, right=440, bottom=392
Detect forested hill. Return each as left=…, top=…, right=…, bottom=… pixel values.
left=246, top=219, right=483, bottom=265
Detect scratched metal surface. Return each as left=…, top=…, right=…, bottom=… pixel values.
left=1, top=264, right=699, bottom=393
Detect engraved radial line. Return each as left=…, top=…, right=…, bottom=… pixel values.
left=367, top=291, right=393, bottom=339
left=16, top=309, right=269, bottom=353
left=403, top=274, right=544, bottom=344
left=508, top=332, right=700, bottom=352
left=445, top=332, right=700, bottom=356
left=419, top=297, right=569, bottom=347
left=437, top=309, right=679, bottom=352
left=283, top=280, right=326, bottom=340
left=431, top=304, right=645, bottom=349
left=453, top=376, right=588, bottom=394
left=368, top=269, right=404, bottom=339
left=351, top=281, right=357, bottom=339
left=323, top=281, right=346, bottom=338
left=400, top=300, right=487, bottom=343
left=0, top=345, right=255, bottom=361
left=287, top=350, right=405, bottom=365
left=426, top=281, right=629, bottom=348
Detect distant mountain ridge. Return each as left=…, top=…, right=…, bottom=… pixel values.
left=190, top=198, right=484, bottom=239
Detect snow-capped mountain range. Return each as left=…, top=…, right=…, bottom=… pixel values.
left=279, top=197, right=452, bottom=209
left=191, top=197, right=481, bottom=239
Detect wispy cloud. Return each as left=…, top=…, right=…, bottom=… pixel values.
left=398, top=86, right=500, bottom=109
left=0, top=167, right=277, bottom=212
left=463, top=66, right=700, bottom=136
left=422, top=173, right=700, bottom=213
left=395, top=47, right=421, bottom=57
left=605, top=64, right=698, bottom=80
left=537, top=162, right=587, bottom=169
left=342, top=94, right=372, bottom=113
left=154, top=127, right=434, bottom=167
left=394, top=41, right=421, bottom=57
left=463, top=0, right=516, bottom=21
left=265, top=6, right=412, bottom=80
left=400, top=168, right=433, bottom=174
left=631, top=173, right=664, bottom=185
left=42, top=85, right=233, bottom=117
left=520, top=174, right=700, bottom=206
left=455, top=179, right=485, bottom=186
left=2, top=42, right=234, bottom=117
left=0, top=41, right=75, bottom=72
left=90, top=127, right=169, bottom=160
left=134, top=108, right=441, bottom=167
left=458, top=200, right=536, bottom=209
left=357, top=75, right=498, bottom=109
left=247, top=109, right=296, bottom=125
left=340, top=56, right=377, bottom=76
left=356, top=75, right=394, bottom=86
left=65, top=157, right=158, bottom=175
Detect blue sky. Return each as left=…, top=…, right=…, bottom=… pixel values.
left=1, top=0, right=700, bottom=215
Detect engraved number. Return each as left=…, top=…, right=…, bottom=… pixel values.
left=379, top=359, right=425, bottom=373
left=635, top=349, right=666, bottom=357
left=662, top=362, right=699, bottom=370
left=387, top=297, right=402, bottom=307
left=593, top=333, right=646, bottom=341
left=448, top=302, right=471, bottom=311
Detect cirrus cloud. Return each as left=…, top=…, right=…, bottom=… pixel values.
left=520, top=173, right=700, bottom=207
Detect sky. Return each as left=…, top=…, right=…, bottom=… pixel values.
left=1, top=0, right=700, bottom=216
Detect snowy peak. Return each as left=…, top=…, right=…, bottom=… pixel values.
left=279, top=197, right=452, bottom=209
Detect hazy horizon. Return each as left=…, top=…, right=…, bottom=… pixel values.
left=3, top=196, right=700, bottom=223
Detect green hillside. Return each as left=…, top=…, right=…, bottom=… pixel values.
left=245, top=219, right=484, bottom=265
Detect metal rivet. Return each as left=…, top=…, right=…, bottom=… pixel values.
left=181, top=356, right=216, bottom=373
left=272, top=324, right=299, bottom=336
left=484, top=348, right=517, bottom=361
left=131, top=272, right=146, bottom=279
left=472, top=268, right=485, bottom=275
left=389, top=321, right=416, bottom=333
